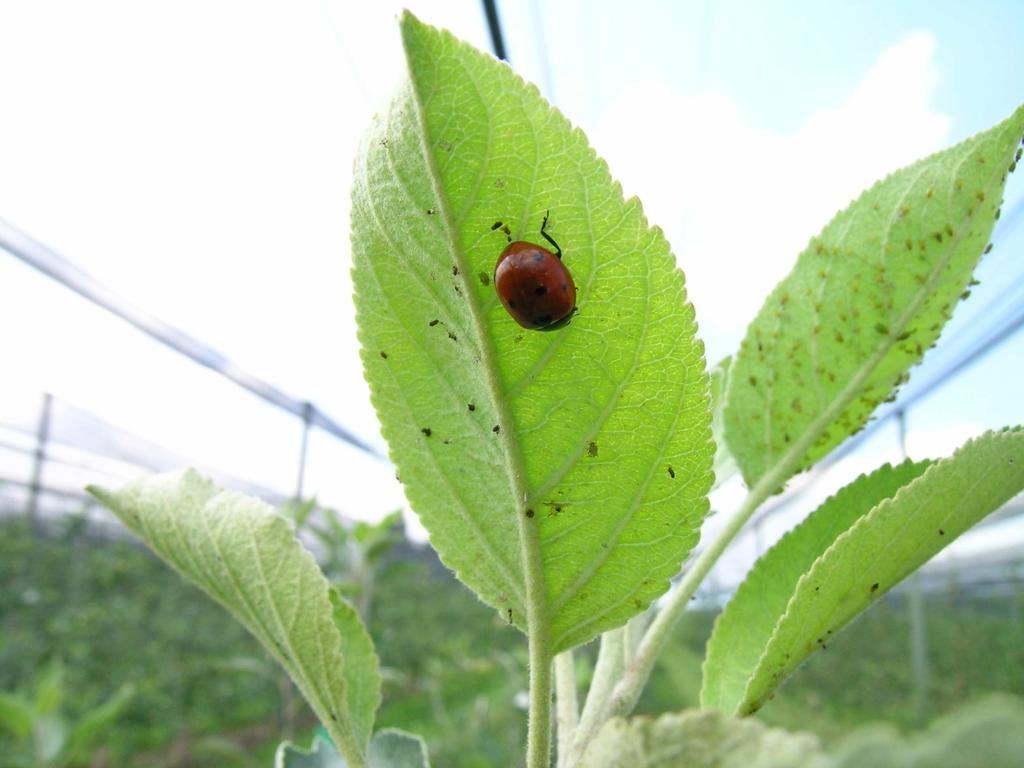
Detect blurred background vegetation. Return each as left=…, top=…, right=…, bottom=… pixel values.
left=1, top=504, right=1022, bottom=766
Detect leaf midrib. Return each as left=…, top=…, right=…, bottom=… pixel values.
left=357, top=135, right=525, bottom=607
left=401, top=29, right=549, bottom=639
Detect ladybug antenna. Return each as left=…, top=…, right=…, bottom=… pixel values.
left=540, top=209, right=562, bottom=259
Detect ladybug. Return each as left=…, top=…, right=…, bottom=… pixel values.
left=491, top=211, right=577, bottom=330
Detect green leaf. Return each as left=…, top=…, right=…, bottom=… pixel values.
left=275, top=734, right=345, bottom=768
left=33, top=661, right=63, bottom=715
left=701, top=459, right=930, bottom=713
left=710, top=356, right=738, bottom=487
left=0, top=693, right=33, bottom=740
left=725, top=104, right=1024, bottom=488
left=740, top=428, right=1024, bottom=715
left=351, top=12, right=712, bottom=653
left=330, top=589, right=379, bottom=747
left=368, top=729, right=431, bottom=768
left=832, top=694, right=1024, bottom=768
left=88, top=470, right=381, bottom=765
left=580, top=708, right=829, bottom=768
left=275, top=730, right=430, bottom=768
left=63, top=683, right=134, bottom=761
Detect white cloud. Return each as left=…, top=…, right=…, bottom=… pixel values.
left=592, top=31, right=950, bottom=365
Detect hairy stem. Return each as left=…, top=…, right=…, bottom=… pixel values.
left=565, top=628, right=624, bottom=765
left=527, top=635, right=554, bottom=768
left=555, top=650, right=579, bottom=768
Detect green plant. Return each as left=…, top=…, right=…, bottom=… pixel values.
left=0, top=661, right=134, bottom=768
left=87, top=12, right=1024, bottom=767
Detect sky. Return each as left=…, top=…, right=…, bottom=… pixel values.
left=1, top=1, right=1022, bottom=582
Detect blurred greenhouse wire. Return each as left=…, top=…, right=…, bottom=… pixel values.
left=0, top=0, right=1022, bottom=597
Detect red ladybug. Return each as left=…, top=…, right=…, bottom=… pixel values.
left=492, top=212, right=577, bottom=330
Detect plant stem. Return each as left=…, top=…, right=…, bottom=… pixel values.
left=555, top=650, right=578, bottom=768
left=526, top=632, right=554, bottom=768
left=565, top=628, right=623, bottom=766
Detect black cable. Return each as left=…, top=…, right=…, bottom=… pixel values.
left=481, top=0, right=508, bottom=61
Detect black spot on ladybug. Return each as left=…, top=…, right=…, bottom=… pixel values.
left=421, top=428, right=432, bottom=438
left=467, top=403, right=476, bottom=412
left=587, top=441, right=598, bottom=457
left=535, top=314, right=553, bottom=325
left=534, top=285, right=547, bottom=296
left=429, top=319, right=439, bottom=327
left=871, top=583, right=879, bottom=592
left=509, top=299, right=518, bottom=309
left=526, top=508, right=535, bottom=518
left=667, top=466, right=675, bottom=479
left=492, top=424, right=501, bottom=434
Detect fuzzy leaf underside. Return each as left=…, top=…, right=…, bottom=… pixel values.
left=580, top=709, right=829, bottom=768
left=831, top=695, right=1024, bottom=768
left=275, top=730, right=430, bottom=768
left=726, top=105, right=1024, bottom=488
left=351, top=14, right=713, bottom=650
left=701, top=459, right=930, bottom=713
left=740, top=428, right=1024, bottom=715
left=88, top=471, right=381, bottom=762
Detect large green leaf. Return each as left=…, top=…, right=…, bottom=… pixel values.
left=701, top=459, right=930, bottom=713
left=580, top=709, right=829, bottom=768
left=88, top=471, right=381, bottom=766
left=725, top=105, right=1024, bottom=488
left=739, top=428, right=1024, bottom=715
left=351, top=13, right=713, bottom=651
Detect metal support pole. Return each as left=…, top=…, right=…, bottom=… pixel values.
left=295, top=401, right=313, bottom=500
left=26, top=392, right=52, bottom=532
